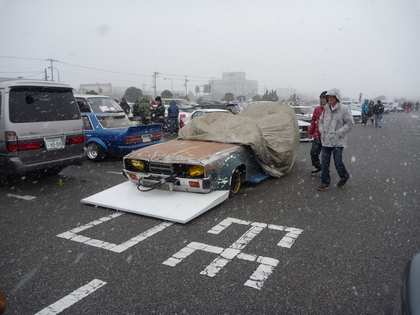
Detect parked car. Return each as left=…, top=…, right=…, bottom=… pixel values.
left=0, top=80, right=86, bottom=179
left=123, top=102, right=300, bottom=196
left=291, top=105, right=314, bottom=123
left=74, top=94, right=124, bottom=114
left=123, top=139, right=265, bottom=196
left=161, top=98, right=192, bottom=107
left=298, top=120, right=311, bottom=142
left=180, top=109, right=232, bottom=128
left=345, top=105, right=362, bottom=123
left=82, top=113, right=163, bottom=161
left=383, top=104, right=393, bottom=114
left=389, top=253, right=420, bottom=314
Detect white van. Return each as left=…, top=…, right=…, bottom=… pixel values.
left=0, top=80, right=86, bottom=179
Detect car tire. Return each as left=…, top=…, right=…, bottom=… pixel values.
left=86, top=142, right=106, bottom=161
left=229, top=168, right=242, bottom=197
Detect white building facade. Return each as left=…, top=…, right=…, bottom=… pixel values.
left=209, top=72, right=258, bottom=100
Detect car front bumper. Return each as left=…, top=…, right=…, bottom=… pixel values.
left=123, top=170, right=212, bottom=193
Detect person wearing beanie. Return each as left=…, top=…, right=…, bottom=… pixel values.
left=317, top=88, right=354, bottom=191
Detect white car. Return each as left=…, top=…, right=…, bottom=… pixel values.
left=180, top=109, right=232, bottom=128
left=298, top=120, right=311, bottom=142
left=345, top=105, right=362, bottom=123
left=290, top=105, right=314, bottom=123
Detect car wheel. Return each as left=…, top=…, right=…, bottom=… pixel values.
left=229, top=168, right=242, bottom=197
left=86, top=142, right=106, bottom=161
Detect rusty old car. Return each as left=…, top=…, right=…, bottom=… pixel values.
left=122, top=102, right=300, bottom=196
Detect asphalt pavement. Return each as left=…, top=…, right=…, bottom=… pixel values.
left=0, top=112, right=419, bottom=314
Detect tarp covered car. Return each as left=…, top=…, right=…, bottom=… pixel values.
left=123, top=102, right=300, bottom=195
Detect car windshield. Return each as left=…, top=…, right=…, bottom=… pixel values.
left=293, top=107, right=313, bottom=115
left=86, top=97, right=123, bottom=113
left=179, top=107, right=195, bottom=113
left=97, top=115, right=136, bottom=128
left=9, top=86, right=80, bottom=123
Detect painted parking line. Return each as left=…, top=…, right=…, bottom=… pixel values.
left=7, top=193, right=36, bottom=200
left=57, top=213, right=173, bottom=253
left=163, top=217, right=303, bottom=290
left=34, top=279, right=106, bottom=315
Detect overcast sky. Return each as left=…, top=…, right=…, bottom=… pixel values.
left=1, top=0, right=419, bottom=100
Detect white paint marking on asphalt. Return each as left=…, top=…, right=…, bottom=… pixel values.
left=7, top=193, right=36, bottom=200
left=34, top=279, right=106, bottom=315
left=163, top=217, right=303, bottom=290
left=57, top=213, right=173, bottom=253
left=106, top=171, right=123, bottom=175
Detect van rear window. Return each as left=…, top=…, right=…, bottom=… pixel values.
left=9, top=87, right=81, bottom=123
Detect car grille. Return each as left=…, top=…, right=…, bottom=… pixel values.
left=149, top=162, right=173, bottom=175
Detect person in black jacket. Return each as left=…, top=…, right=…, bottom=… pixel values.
left=119, top=97, right=131, bottom=116
left=373, top=100, right=384, bottom=128
left=153, top=96, right=165, bottom=124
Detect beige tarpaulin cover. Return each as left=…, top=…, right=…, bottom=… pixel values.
left=178, top=102, right=300, bottom=177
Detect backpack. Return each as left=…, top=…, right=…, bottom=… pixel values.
left=374, top=104, right=384, bottom=114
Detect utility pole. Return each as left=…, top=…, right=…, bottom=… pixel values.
left=184, top=75, right=188, bottom=97
left=153, top=72, right=159, bottom=98
left=46, top=59, right=58, bottom=81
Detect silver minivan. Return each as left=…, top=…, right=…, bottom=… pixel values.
left=0, top=80, right=86, bottom=178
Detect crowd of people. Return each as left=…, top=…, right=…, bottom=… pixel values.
left=119, top=96, right=180, bottom=136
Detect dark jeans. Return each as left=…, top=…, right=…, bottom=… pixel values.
left=310, top=139, right=322, bottom=170
left=169, top=117, right=178, bottom=134
left=361, top=113, right=369, bottom=125
left=321, top=147, right=350, bottom=186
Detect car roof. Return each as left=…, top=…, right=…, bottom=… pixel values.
left=0, top=80, right=73, bottom=89
left=82, top=112, right=126, bottom=117
left=74, top=94, right=114, bottom=99
left=196, top=109, right=231, bottom=113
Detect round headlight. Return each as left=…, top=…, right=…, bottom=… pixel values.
left=189, top=165, right=204, bottom=177
left=131, top=159, right=145, bottom=171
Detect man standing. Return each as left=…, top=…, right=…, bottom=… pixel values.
left=119, top=97, right=131, bottom=116
left=167, top=100, right=179, bottom=136
left=373, top=100, right=384, bottom=128
left=317, top=88, right=354, bottom=191
left=307, top=91, right=327, bottom=176
left=154, top=96, right=166, bottom=124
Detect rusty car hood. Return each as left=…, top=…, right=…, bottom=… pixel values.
left=125, top=139, right=242, bottom=164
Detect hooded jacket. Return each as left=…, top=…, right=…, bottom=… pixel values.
left=361, top=99, right=369, bottom=115
left=168, top=100, right=179, bottom=118
left=319, top=89, right=354, bottom=148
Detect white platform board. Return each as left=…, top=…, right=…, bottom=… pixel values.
left=81, top=181, right=229, bottom=224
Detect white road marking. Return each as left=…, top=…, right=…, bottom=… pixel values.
left=34, top=279, right=106, bottom=315
left=57, top=213, right=173, bottom=253
left=163, top=217, right=303, bottom=290
left=7, top=193, right=36, bottom=200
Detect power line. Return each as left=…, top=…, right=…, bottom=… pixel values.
left=0, top=55, right=45, bottom=61
left=58, top=60, right=152, bottom=77
left=0, top=55, right=220, bottom=82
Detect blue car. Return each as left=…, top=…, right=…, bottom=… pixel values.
left=82, top=113, right=163, bottom=161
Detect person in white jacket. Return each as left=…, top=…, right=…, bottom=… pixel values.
left=317, top=88, right=354, bottom=191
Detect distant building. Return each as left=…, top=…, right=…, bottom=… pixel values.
left=208, top=72, right=258, bottom=100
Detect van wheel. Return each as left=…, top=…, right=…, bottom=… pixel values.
left=229, top=168, right=242, bottom=197
left=86, top=142, right=106, bottom=161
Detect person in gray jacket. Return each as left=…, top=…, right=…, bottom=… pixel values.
left=317, top=88, right=354, bottom=191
